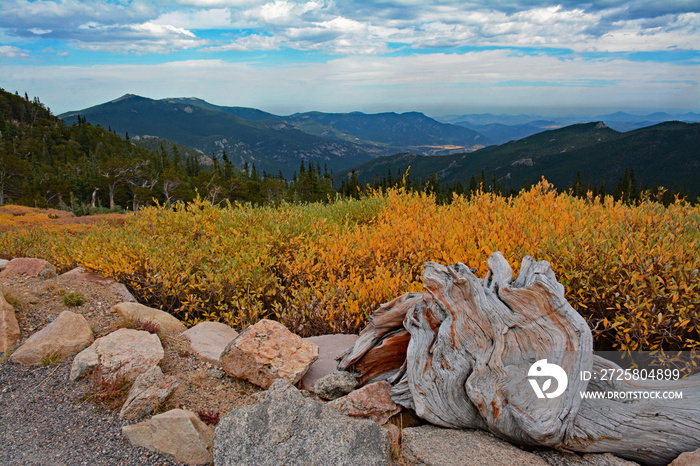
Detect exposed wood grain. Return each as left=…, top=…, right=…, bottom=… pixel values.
left=339, top=252, right=700, bottom=465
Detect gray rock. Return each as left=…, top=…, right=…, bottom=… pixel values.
left=122, top=409, right=214, bottom=465
left=0, top=259, right=9, bottom=270
left=113, top=302, right=186, bottom=334
left=402, top=425, right=548, bottom=466
left=313, top=370, right=357, bottom=400
left=536, top=450, right=640, bottom=465
left=112, top=283, right=136, bottom=302
left=10, top=311, right=93, bottom=365
left=206, top=368, right=223, bottom=379
left=182, top=321, right=238, bottom=366
left=70, top=328, right=163, bottom=382
left=0, top=285, right=20, bottom=353
left=301, top=333, right=358, bottom=391
left=214, top=379, right=390, bottom=466
left=119, top=366, right=179, bottom=420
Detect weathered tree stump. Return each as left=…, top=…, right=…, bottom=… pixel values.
left=338, top=252, right=700, bottom=465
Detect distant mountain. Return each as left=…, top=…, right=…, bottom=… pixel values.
left=60, top=95, right=489, bottom=175
left=454, top=122, right=544, bottom=145
left=286, top=111, right=489, bottom=154
left=440, top=111, right=700, bottom=143
left=338, top=121, right=700, bottom=198
left=60, top=94, right=373, bottom=177
left=163, top=97, right=282, bottom=122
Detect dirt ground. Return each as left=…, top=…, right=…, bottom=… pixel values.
left=1, top=268, right=261, bottom=421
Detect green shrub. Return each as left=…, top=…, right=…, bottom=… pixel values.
left=63, top=292, right=85, bottom=307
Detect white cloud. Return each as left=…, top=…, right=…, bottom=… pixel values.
left=153, top=8, right=235, bottom=29
left=66, top=22, right=208, bottom=54
left=202, top=33, right=279, bottom=51
left=3, top=52, right=697, bottom=115
left=0, top=45, right=30, bottom=58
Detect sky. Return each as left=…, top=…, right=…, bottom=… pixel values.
left=0, top=0, right=699, bottom=117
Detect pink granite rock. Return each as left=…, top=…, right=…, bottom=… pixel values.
left=328, top=381, right=401, bottom=425
left=301, top=333, right=358, bottom=391
left=0, top=258, right=56, bottom=279
left=220, top=319, right=318, bottom=389
left=119, top=366, right=180, bottom=420
left=113, top=302, right=186, bottom=334
left=0, top=286, right=20, bottom=353
left=182, top=321, right=238, bottom=366
left=10, top=311, right=93, bottom=365
left=670, top=448, right=700, bottom=466
left=70, top=328, right=163, bottom=382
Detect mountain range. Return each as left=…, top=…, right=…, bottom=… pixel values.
left=58, top=95, right=700, bottom=197
left=440, top=111, right=700, bottom=144
left=59, top=95, right=486, bottom=177
left=338, top=121, right=700, bottom=198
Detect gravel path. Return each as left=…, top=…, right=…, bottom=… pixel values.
left=0, top=360, right=182, bottom=466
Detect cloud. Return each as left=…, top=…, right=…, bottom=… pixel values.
left=3, top=52, right=697, bottom=115
left=0, top=0, right=158, bottom=30
left=2, top=1, right=698, bottom=57
left=0, top=45, right=30, bottom=58
left=153, top=8, right=235, bottom=29
left=201, top=33, right=279, bottom=51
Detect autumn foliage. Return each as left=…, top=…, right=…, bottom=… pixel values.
left=1, top=180, right=698, bottom=353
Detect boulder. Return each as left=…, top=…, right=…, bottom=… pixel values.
left=401, top=425, right=549, bottom=466
left=301, top=333, right=357, bottom=391
left=122, top=409, right=214, bottom=465
left=535, top=451, right=640, bottom=465
left=220, top=319, right=318, bottom=389
left=0, top=259, right=9, bottom=270
left=70, top=328, right=163, bottom=382
left=0, top=286, right=20, bottom=353
left=10, top=311, right=93, bottom=365
left=328, top=381, right=400, bottom=425
left=0, top=258, right=56, bottom=279
left=670, top=448, right=700, bottom=466
left=214, top=379, right=390, bottom=466
left=119, top=366, right=180, bottom=420
left=182, top=321, right=238, bottom=366
left=113, top=302, right=186, bottom=334
left=313, top=370, right=357, bottom=400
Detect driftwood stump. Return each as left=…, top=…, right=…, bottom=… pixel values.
left=338, top=253, right=700, bottom=465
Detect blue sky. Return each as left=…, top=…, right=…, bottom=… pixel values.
left=1, top=0, right=698, bottom=117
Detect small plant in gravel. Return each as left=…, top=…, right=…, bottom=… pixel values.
left=197, top=410, right=221, bottom=426
left=80, top=367, right=133, bottom=411
left=63, top=292, right=85, bottom=307
left=41, top=350, right=62, bottom=365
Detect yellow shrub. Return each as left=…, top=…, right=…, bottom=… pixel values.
left=1, top=181, right=698, bottom=353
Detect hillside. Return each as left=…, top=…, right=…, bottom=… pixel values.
left=338, top=121, right=700, bottom=198
left=59, top=95, right=490, bottom=176
left=0, top=89, right=161, bottom=209
left=60, top=94, right=372, bottom=177
left=286, top=111, right=489, bottom=155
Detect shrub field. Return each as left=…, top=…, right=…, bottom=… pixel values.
left=1, top=180, right=698, bottom=353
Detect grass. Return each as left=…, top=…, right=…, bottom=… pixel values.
left=123, top=318, right=161, bottom=335
left=79, top=366, right=133, bottom=411
left=41, top=350, right=62, bottom=365
left=63, top=292, right=85, bottom=307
